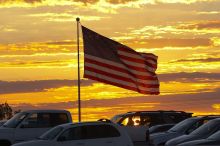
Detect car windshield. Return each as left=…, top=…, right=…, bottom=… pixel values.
left=190, top=120, right=219, bottom=136
left=168, top=118, right=197, bottom=133
left=39, top=126, right=64, bottom=140
left=3, top=112, right=28, bottom=128
left=207, top=130, right=220, bottom=140
left=111, top=115, right=124, bottom=123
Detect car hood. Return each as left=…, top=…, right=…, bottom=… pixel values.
left=166, top=134, right=199, bottom=146
left=12, top=140, right=52, bottom=146
left=150, top=132, right=182, bottom=145
left=0, top=127, right=14, bottom=138
left=178, top=139, right=217, bottom=146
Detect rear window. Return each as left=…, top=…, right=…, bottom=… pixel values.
left=58, top=124, right=120, bottom=141
left=21, top=113, right=69, bottom=128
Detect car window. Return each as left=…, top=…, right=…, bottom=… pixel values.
left=58, top=124, right=120, bottom=141
left=121, top=117, right=134, bottom=126
left=168, top=118, right=197, bottom=133
left=111, top=115, right=123, bottom=124
left=3, top=112, right=28, bottom=128
left=142, top=114, right=164, bottom=126
left=85, top=124, right=120, bottom=138
left=40, top=126, right=64, bottom=140
left=21, top=113, right=69, bottom=128
left=208, top=130, right=220, bottom=140
left=120, top=115, right=142, bottom=126
left=50, top=113, right=69, bottom=127
left=190, top=120, right=220, bottom=136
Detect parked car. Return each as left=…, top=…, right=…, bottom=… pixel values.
left=12, top=121, right=134, bottom=146
left=111, top=110, right=192, bottom=143
left=178, top=130, right=220, bottom=146
left=0, top=110, right=72, bottom=146
left=149, top=116, right=220, bottom=146
left=166, top=118, right=220, bottom=146
left=0, top=120, right=7, bottom=126
left=149, top=124, right=175, bottom=134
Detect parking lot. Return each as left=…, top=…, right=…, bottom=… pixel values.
left=134, top=142, right=148, bottom=146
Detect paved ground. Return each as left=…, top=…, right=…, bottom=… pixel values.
left=134, top=142, right=149, bottom=146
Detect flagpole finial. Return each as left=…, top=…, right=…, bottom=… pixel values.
left=76, top=17, right=80, bottom=22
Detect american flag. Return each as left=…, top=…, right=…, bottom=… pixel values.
left=82, top=26, right=159, bottom=95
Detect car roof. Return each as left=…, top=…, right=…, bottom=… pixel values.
left=59, top=121, right=115, bottom=128
left=115, top=110, right=192, bottom=116
left=187, top=115, right=220, bottom=121
left=20, top=109, right=70, bottom=113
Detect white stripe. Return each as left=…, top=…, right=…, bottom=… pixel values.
left=118, top=50, right=157, bottom=69
left=85, top=62, right=159, bottom=85
left=117, top=50, right=157, bottom=61
left=119, top=58, right=156, bottom=72
left=85, top=54, right=154, bottom=76
left=118, top=50, right=144, bottom=61
left=84, top=70, right=159, bottom=92
left=145, top=59, right=157, bottom=65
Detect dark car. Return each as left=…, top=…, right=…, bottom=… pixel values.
left=150, top=116, right=220, bottom=146
left=111, top=110, right=192, bottom=127
left=178, top=130, right=220, bottom=146
left=166, top=118, right=220, bottom=146
left=149, top=124, right=175, bottom=134
left=111, top=110, right=192, bottom=144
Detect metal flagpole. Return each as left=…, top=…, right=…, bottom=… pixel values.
left=76, top=17, right=81, bottom=122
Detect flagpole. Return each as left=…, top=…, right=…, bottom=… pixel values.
left=76, top=17, right=81, bottom=122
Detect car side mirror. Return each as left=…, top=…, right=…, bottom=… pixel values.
left=57, top=136, right=66, bottom=142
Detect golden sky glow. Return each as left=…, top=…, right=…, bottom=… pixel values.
left=0, top=0, right=220, bottom=121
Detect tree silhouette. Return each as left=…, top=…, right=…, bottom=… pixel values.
left=0, top=102, right=13, bottom=120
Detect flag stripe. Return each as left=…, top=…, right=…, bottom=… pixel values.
left=84, top=66, right=159, bottom=88
left=85, top=62, right=159, bottom=83
left=85, top=54, right=156, bottom=78
left=119, top=54, right=156, bottom=69
left=118, top=50, right=157, bottom=67
left=141, top=53, right=158, bottom=61
left=118, top=54, right=157, bottom=70
left=84, top=70, right=159, bottom=94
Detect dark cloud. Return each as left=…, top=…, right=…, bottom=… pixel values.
left=0, top=72, right=219, bottom=94
left=178, top=21, right=220, bottom=30
left=170, top=58, right=220, bottom=63
left=12, top=88, right=220, bottom=116
left=46, top=41, right=75, bottom=45
left=0, top=79, right=96, bottom=94
left=159, top=72, right=220, bottom=83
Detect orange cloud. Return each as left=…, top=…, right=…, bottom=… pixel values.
left=177, top=21, right=220, bottom=30
left=123, top=38, right=212, bottom=48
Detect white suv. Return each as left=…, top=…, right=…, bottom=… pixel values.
left=0, top=110, right=72, bottom=146
left=12, top=121, right=134, bottom=146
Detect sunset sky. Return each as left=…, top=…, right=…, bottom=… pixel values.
left=0, top=0, right=220, bottom=121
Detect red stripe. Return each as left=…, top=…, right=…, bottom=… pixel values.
left=122, top=63, right=156, bottom=74
left=85, top=66, right=159, bottom=88
left=84, top=74, right=160, bottom=95
left=118, top=48, right=158, bottom=63
left=118, top=54, right=157, bottom=69
left=85, top=57, right=157, bottom=80
left=141, top=53, right=158, bottom=61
